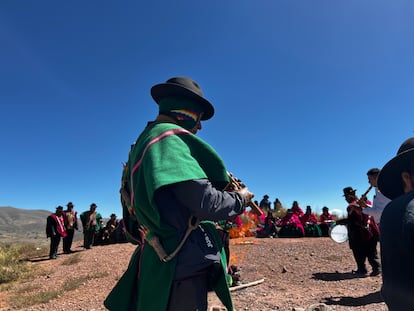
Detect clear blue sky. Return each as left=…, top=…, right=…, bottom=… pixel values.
left=1, top=1, right=413, bottom=218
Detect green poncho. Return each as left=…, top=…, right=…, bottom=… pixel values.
left=105, top=122, right=233, bottom=311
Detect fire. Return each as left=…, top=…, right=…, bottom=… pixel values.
left=228, top=211, right=260, bottom=238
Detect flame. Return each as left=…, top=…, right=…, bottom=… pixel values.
left=228, top=211, right=260, bottom=238
left=226, top=212, right=263, bottom=265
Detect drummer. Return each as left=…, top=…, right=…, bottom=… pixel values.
left=338, top=187, right=381, bottom=277
left=319, top=206, right=335, bottom=237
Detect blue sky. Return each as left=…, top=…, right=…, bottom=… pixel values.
left=1, top=1, right=413, bottom=218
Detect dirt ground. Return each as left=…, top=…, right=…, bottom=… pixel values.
left=0, top=236, right=387, bottom=311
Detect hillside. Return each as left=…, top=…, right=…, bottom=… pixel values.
left=0, top=206, right=50, bottom=244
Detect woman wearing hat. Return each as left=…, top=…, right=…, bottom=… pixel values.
left=377, top=137, right=414, bottom=310
left=278, top=209, right=305, bottom=238
left=105, top=77, right=254, bottom=311
left=319, top=206, right=335, bottom=237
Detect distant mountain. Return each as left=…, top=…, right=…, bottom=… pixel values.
left=0, top=206, right=52, bottom=244
left=0, top=206, right=109, bottom=245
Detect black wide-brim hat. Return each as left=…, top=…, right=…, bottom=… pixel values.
left=343, top=187, right=356, bottom=197
left=378, top=137, right=414, bottom=200
left=150, top=77, right=215, bottom=120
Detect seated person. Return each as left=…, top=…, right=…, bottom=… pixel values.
left=256, top=211, right=278, bottom=238
left=301, top=205, right=322, bottom=237
left=319, top=206, right=335, bottom=237
left=94, top=219, right=109, bottom=246
left=106, top=213, right=119, bottom=243
left=291, top=201, right=304, bottom=218
left=278, top=209, right=304, bottom=238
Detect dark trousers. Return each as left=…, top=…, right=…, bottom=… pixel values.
left=63, top=229, right=75, bottom=253
left=83, top=230, right=95, bottom=249
left=351, top=239, right=381, bottom=273
left=49, top=235, right=61, bottom=259
left=366, top=238, right=381, bottom=272
left=167, top=272, right=208, bottom=311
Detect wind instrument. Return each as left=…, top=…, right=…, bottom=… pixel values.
left=225, top=172, right=264, bottom=216
left=358, top=185, right=373, bottom=207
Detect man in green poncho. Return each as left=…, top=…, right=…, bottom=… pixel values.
left=79, top=203, right=102, bottom=249
left=105, top=77, right=254, bottom=311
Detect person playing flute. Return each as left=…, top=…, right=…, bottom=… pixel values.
left=105, top=77, right=254, bottom=311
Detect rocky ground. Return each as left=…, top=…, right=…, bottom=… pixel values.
left=0, top=236, right=387, bottom=311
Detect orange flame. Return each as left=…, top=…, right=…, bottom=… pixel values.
left=229, top=212, right=260, bottom=238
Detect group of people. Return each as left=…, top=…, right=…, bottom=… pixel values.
left=46, top=202, right=126, bottom=259
left=256, top=200, right=335, bottom=238
left=100, top=76, right=414, bottom=310
left=334, top=140, right=414, bottom=310
left=46, top=202, right=78, bottom=259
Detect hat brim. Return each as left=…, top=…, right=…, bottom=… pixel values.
left=378, top=149, right=414, bottom=200
left=151, top=83, right=214, bottom=120
left=342, top=190, right=356, bottom=197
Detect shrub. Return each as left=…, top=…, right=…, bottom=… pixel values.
left=0, top=242, right=45, bottom=284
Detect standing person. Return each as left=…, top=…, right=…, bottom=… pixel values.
left=377, top=137, right=414, bottom=310
left=63, top=201, right=78, bottom=254
left=79, top=203, right=102, bottom=249
left=259, top=195, right=271, bottom=211
left=363, top=168, right=391, bottom=226
left=46, top=206, right=67, bottom=259
left=104, top=77, right=254, bottom=311
left=340, top=187, right=381, bottom=276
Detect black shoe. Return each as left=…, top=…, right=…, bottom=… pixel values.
left=370, top=270, right=381, bottom=276
left=353, top=269, right=367, bottom=275
left=50, top=255, right=57, bottom=260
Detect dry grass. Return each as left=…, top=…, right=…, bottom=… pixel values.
left=5, top=262, right=110, bottom=309
left=0, top=242, right=45, bottom=284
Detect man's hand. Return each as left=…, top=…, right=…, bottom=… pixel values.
left=238, top=187, right=254, bottom=204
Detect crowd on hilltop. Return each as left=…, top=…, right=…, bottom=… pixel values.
left=44, top=196, right=337, bottom=260
left=45, top=202, right=126, bottom=260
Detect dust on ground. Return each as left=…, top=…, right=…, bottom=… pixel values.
left=0, top=237, right=387, bottom=311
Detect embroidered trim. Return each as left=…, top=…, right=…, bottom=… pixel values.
left=130, top=127, right=190, bottom=204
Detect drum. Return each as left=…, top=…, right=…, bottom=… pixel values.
left=329, top=224, right=348, bottom=243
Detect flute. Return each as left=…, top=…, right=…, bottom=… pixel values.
left=226, top=172, right=264, bottom=216
left=358, top=185, right=373, bottom=207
